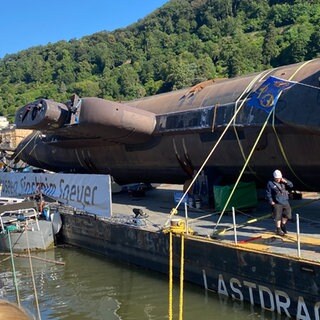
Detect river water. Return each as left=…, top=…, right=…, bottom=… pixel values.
left=0, top=247, right=284, bottom=320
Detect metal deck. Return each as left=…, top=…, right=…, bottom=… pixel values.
left=109, top=184, right=320, bottom=264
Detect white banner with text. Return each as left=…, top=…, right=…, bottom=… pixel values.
left=0, top=172, right=112, bottom=217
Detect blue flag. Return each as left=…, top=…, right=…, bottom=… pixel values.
left=246, top=76, right=296, bottom=113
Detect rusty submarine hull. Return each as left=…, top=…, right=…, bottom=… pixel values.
left=14, top=59, right=320, bottom=190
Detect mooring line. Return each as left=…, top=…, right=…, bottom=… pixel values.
left=25, top=222, right=42, bottom=320
left=7, top=230, right=20, bottom=307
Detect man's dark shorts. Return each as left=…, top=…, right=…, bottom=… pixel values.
left=272, top=203, right=292, bottom=221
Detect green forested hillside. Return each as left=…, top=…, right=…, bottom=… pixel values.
left=0, top=0, right=319, bottom=121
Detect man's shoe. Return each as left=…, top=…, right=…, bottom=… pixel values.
left=276, top=228, right=285, bottom=236
left=281, top=223, right=288, bottom=234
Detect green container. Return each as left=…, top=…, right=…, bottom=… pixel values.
left=5, top=225, right=18, bottom=232
left=214, top=182, right=257, bottom=212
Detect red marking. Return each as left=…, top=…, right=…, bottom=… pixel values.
left=239, top=236, right=262, bottom=244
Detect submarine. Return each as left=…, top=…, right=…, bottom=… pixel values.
left=13, top=59, right=320, bottom=190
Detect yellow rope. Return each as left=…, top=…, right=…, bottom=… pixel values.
left=214, top=108, right=274, bottom=231
left=289, top=60, right=314, bottom=81
left=167, top=220, right=187, bottom=320
left=232, top=125, right=259, bottom=179
left=271, top=126, right=314, bottom=190
left=179, top=234, right=184, bottom=320
left=213, top=59, right=319, bottom=234
left=166, top=59, right=319, bottom=316
left=166, top=72, right=264, bottom=222
left=168, top=231, right=173, bottom=320
left=214, top=60, right=317, bottom=231
left=271, top=59, right=316, bottom=191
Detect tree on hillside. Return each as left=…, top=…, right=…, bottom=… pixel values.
left=262, top=23, right=279, bottom=66
left=307, top=29, right=320, bottom=59
left=0, top=0, right=320, bottom=119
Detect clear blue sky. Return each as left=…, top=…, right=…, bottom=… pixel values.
left=0, top=0, right=169, bottom=58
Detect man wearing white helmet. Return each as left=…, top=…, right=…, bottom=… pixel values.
left=266, top=169, right=293, bottom=236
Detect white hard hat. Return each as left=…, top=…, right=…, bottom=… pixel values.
left=273, top=169, right=282, bottom=179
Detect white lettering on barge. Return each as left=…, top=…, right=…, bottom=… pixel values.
left=218, top=274, right=320, bottom=319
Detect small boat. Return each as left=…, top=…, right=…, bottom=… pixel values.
left=0, top=197, right=24, bottom=205
left=0, top=200, right=61, bottom=252
left=0, top=299, right=32, bottom=320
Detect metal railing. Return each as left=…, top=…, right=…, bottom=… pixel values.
left=0, top=208, right=40, bottom=233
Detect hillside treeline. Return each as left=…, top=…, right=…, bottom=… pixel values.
left=0, top=0, right=319, bottom=121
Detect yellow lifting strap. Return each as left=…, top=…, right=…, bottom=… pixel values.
left=165, top=72, right=264, bottom=228
left=271, top=59, right=316, bottom=191
left=213, top=108, right=274, bottom=232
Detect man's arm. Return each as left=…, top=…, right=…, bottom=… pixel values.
left=282, top=178, right=293, bottom=189
left=266, top=182, right=274, bottom=205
